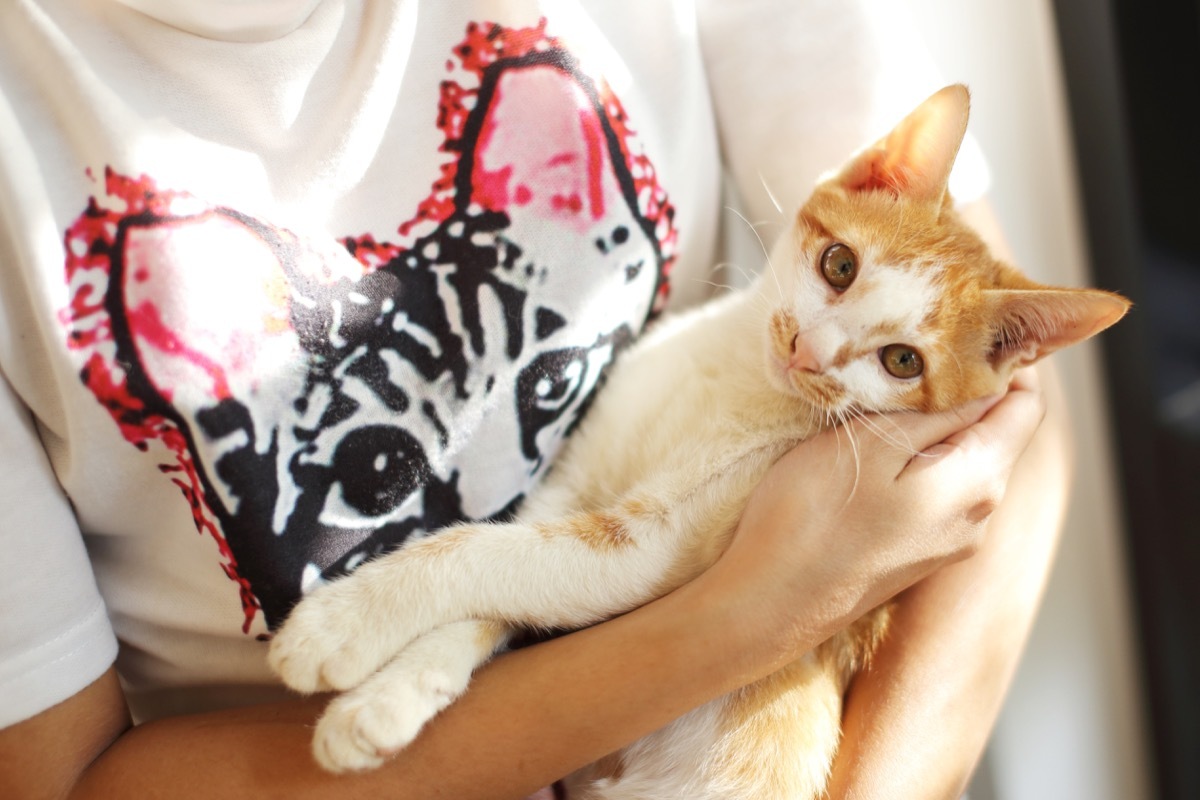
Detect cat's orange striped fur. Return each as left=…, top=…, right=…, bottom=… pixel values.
left=269, top=85, right=1128, bottom=798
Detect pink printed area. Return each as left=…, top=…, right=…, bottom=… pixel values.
left=471, top=65, right=612, bottom=235
left=61, top=169, right=262, bottom=632
left=125, top=300, right=232, bottom=402
left=579, top=108, right=605, bottom=220
left=400, top=18, right=677, bottom=309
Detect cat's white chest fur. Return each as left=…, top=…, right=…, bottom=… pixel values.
left=526, top=288, right=812, bottom=520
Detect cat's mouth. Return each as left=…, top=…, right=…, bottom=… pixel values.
left=787, top=370, right=846, bottom=410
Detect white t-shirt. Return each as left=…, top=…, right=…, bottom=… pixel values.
left=0, top=0, right=984, bottom=726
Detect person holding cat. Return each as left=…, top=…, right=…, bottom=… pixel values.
left=1, top=1, right=1068, bottom=798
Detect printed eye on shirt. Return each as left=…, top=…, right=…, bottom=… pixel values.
left=59, top=20, right=677, bottom=633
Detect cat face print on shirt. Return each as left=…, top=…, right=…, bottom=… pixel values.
left=60, top=20, right=677, bottom=632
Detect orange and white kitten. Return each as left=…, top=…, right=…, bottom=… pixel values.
left=268, top=85, right=1129, bottom=798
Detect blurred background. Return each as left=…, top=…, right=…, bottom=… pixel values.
left=906, top=0, right=1199, bottom=798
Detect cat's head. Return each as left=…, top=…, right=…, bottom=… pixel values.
left=761, top=84, right=1129, bottom=416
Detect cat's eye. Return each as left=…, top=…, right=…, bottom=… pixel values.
left=880, top=344, right=924, bottom=379
left=820, top=243, right=858, bottom=290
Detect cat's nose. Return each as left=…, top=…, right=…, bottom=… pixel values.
left=789, top=334, right=823, bottom=373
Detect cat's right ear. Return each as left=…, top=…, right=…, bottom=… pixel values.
left=985, top=285, right=1131, bottom=367
left=833, top=84, right=971, bottom=206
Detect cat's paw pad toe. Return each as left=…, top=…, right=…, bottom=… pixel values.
left=313, top=669, right=462, bottom=773
left=268, top=585, right=397, bottom=693
left=270, top=629, right=386, bottom=694
left=267, top=624, right=341, bottom=694
left=313, top=695, right=411, bottom=773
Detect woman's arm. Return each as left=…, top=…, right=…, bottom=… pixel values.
left=826, top=363, right=1067, bottom=800
left=0, top=379, right=1044, bottom=800
left=31, top=583, right=785, bottom=800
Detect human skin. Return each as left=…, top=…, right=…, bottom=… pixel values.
left=0, top=361, right=1048, bottom=799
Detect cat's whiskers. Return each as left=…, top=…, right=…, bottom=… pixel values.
left=734, top=296, right=782, bottom=355
left=692, top=275, right=740, bottom=294
left=847, top=408, right=919, bottom=458
left=758, top=170, right=785, bottom=217
left=702, top=259, right=760, bottom=293
left=750, top=294, right=780, bottom=324
left=882, top=195, right=910, bottom=255
left=726, top=206, right=783, bottom=302
left=821, top=405, right=842, bottom=458
left=829, top=405, right=863, bottom=505
left=947, top=349, right=966, bottom=382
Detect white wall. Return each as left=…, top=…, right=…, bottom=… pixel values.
left=902, top=1, right=1153, bottom=798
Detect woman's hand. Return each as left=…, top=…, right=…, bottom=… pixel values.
left=694, top=368, right=1047, bottom=665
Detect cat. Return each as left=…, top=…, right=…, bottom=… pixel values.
left=267, top=85, right=1129, bottom=798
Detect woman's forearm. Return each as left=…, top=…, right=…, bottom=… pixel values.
left=69, top=577, right=795, bottom=800
left=825, top=362, right=1070, bottom=799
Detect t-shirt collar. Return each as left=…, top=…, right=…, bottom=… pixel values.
left=113, top=0, right=325, bottom=42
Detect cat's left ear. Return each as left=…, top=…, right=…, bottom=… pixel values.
left=985, top=283, right=1131, bottom=366
left=835, top=84, right=970, bottom=206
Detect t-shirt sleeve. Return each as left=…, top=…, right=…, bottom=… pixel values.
left=0, top=368, right=117, bottom=728
left=695, top=0, right=990, bottom=231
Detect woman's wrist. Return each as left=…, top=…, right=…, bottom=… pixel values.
left=661, top=557, right=832, bottom=690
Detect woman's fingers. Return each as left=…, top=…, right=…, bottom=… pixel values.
left=783, top=393, right=998, bottom=493
left=893, top=369, right=1047, bottom=554
left=839, top=367, right=1044, bottom=484
left=823, top=394, right=1000, bottom=484
left=907, top=369, right=1045, bottom=481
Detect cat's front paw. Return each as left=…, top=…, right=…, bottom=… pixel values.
left=312, top=620, right=509, bottom=772
left=313, top=661, right=462, bottom=772
left=268, top=570, right=412, bottom=693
